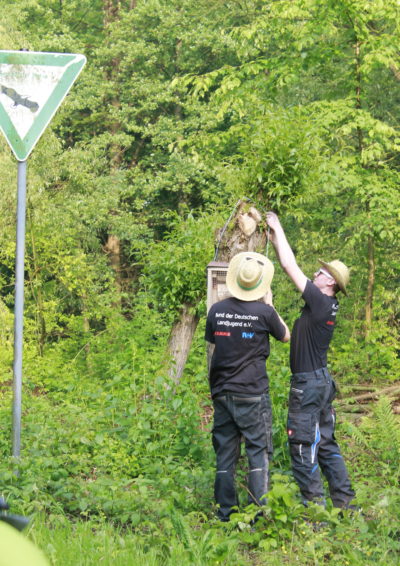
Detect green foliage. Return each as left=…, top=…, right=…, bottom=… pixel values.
left=0, top=1, right=399, bottom=564
left=178, top=0, right=400, bottom=381
left=140, top=211, right=222, bottom=316
left=228, top=474, right=304, bottom=550
left=1, top=315, right=400, bottom=564
left=345, top=396, right=400, bottom=483
left=1, top=0, right=398, bottom=382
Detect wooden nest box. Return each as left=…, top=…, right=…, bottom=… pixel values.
left=206, top=261, right=230, bottom=312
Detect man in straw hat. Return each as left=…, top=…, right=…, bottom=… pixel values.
left=205, top=252, right=290, bottom=522
left=266, top=211, right=356, bottom=510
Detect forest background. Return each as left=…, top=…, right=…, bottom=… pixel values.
left=0, top=1, right=399, bottom=564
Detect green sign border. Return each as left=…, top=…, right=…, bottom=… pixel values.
left=0, top=51, right=86, bottom=161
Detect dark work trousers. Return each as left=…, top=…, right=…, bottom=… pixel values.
left=287, top=367, right=355, bottom=508
left=212, top=392, right=272, bottom=521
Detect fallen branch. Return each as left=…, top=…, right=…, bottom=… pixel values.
left=338, top=384, right=400, bottom=404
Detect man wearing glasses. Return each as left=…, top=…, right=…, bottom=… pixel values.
left=266, top=211, right=356, bottom=510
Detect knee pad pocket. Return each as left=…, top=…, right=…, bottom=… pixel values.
left=287, top=412, right=318, bottom=444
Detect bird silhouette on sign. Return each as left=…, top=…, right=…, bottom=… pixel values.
left=0, top=84, right=39, bottom=113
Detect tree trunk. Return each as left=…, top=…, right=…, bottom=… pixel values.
left=354, top=39, right=375, bottom=337
left=28, top=214, right=46, bottom=356
left=103, top=0, right=120, bottom=26
left=214, top=201, right=267, bottom=262
left=168, top=305, right=199, bottom=385
left=365, top=232, right=375, bottom=336
left=102, top=2, right=124, bottom=305
left=104, top=234, right=122, bottom=298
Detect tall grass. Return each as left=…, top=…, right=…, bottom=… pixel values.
left=28, top=516, right=164, bottom=566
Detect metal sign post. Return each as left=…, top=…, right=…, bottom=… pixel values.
left=0, top=50, right=86, bottom=458
left=12, top=160, right=27, bottom=458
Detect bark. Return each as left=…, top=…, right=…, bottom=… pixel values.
left=28, top=216, right=46, bottom=356
left=168, top=305, right=200, bottom=385
left=102, top=3, right=124, bottom=302
left=103, top=0, right=120, bottom=26
left=337, top=384, right=400, bottom=415
left=214, top=201, right=267, bottom=262
left=365, top=233, right=375, bottom=336
left=344, top=384, right=400, bottom=403
left=104, top=234, right=122, bottom=297
left=354, top=39, right=375, bottom=337
left=174, top=39, right=183, bottom=120
left=389, top=64, right=400, bottom=81
left=80, top=293, right=93, bottom=369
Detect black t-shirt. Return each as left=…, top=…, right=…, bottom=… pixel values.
left=205, top=296, right=286, bottom=398
left=290, top=280, right=339, bottom=374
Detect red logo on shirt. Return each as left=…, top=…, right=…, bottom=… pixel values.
left=326, top=321, right=334, bottom=326
left=214, top=331, right=231, bottom=336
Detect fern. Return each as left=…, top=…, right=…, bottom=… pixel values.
left=348, top=422, right=372, bottom=451
left=349, top=396, right=400, bottom=472
left=373, top=397, right=400, bottom=457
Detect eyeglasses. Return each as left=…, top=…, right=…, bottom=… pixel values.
left=315, top=268, right=333, bottom=279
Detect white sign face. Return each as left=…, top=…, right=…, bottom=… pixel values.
left=0, top=51, right=86, bottom=161
left=0, top=64, right=66, bottom=139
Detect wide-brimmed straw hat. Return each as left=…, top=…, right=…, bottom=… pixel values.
left=318, top=259, right=350, bottom=295
left=226, top=252, right=274, bottom=301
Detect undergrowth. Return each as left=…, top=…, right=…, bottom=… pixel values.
left=0, top=323, right=399, bottom=564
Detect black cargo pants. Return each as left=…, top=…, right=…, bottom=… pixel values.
left=287, top=367, right=355, bottom=507
left=212, top=393, right=272, bottom=521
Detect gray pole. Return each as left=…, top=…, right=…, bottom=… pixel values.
left=12, top=159, right=27, bottom=459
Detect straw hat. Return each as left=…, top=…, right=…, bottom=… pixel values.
left=226, top=252, right=274, bottom=301
left=318, top=259, right=350, bottom=295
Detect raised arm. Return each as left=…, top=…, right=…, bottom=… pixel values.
left=266, top=212, right=308, bottom=294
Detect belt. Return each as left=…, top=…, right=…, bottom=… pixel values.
left=213, top=392, right=265, bottom=402
left=292, top=367, right=330, bottom=380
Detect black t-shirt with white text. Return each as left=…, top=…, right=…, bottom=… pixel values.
left=290, top=280, right=339, bottom=374
left=205, top=297, right=286, bottom=398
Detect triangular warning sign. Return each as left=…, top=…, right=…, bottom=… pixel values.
left=0, top=50, right=86, bottom=161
